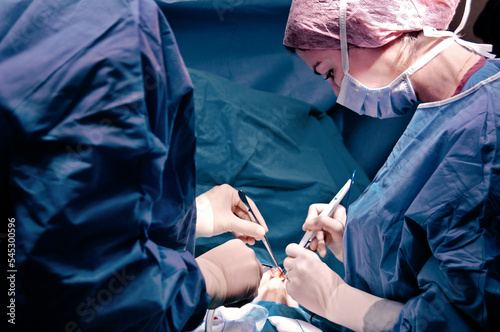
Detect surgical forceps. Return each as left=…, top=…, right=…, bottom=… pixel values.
left=238, top=190, right=281, bottom=269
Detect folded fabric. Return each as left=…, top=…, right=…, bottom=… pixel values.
left=268, top=316, right=322, bottom=332
left=194, top=304, right=269, bottom=332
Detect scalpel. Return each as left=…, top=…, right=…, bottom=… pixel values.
left=298, top=178, right=353, bottom=248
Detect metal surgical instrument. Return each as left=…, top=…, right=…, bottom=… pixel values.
left=298, top=176, right=354, bottom=248
left=238, top=190, right=281, bottom=269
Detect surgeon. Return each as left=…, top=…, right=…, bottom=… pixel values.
left=282, top=0, right=500, bottom=331
left=0, top=0, right=265, bottom=331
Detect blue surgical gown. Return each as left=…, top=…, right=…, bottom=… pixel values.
left=344, top=60, right=500, bottom=331
left=0, top=0, right=209, bottom=330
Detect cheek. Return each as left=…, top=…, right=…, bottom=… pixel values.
left=330, top=71, right=343, bottom=96
left=328, top=79, right=341, bottom=96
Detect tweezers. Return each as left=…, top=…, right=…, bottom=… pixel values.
left=238, top=190, right=281, bottom=269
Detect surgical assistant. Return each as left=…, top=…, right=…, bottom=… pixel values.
left=283, top=0, right=500, bottom=331
left=0, top=0, right=266, bottom=330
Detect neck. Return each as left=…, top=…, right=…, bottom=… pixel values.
left=411, top=40, right=481, bottom=102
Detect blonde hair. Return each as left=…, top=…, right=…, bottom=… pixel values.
left=396, top=31, right=422, bottom=70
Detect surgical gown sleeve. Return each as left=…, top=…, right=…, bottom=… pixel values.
left=344, top=61, right=500, bottom=331
left=0, top=0, right=209, bottom=331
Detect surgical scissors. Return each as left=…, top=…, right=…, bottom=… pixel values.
left=238, top=190, right=281, bottom=269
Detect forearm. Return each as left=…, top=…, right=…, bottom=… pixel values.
left=327, top=283, right=403, bottom=332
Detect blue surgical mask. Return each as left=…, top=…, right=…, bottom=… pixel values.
left=335, top=30, right=457, bottom=118
left=336, top=67, right=420, bottom=119
left=336, top=37, right=458, bottom=118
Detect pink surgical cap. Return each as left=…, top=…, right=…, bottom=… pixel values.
left=283, top=0, right=461, bottom=49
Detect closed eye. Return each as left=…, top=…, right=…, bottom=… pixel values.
left=324, top=69, right=334, bottom=81
left=312, top=62, right=334, bottom=81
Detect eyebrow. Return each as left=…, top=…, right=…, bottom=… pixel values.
left=313, top=62, right=322, bottom=76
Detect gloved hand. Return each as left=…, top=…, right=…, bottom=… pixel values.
left=284, top=244, right=395, bottom=331
left=196, top=184, right=268, bottom=245
left=302, top=203, right=346, bottom=262
left=196, top=239, right=263, bottom=309
left=284, top=243, right=345, bottom=319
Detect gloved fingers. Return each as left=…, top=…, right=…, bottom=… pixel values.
left=303, top=214, right=344, bottom=243
left=233, top=205, right=252, bottom=221
left=233, top=232, right=256, bottom=245
left=303, top=214, right=340, bottom=232
left=283, top=256, right=294, bottom=273
left=283, top=244, right=297, bottom=273
left=284, top=266, right=296, bottom=291
left=308, top=217, right=344, bottom=262
left=285, top=243, right=321, bottom=282
left=328, top=224, right=344, bottom=249
left=309, top=236, right=318, bottom=251
left=286, top=244, right=322, bottom=272
left=284, top=266, right=308, bottom=303
left=285, top=243, right=300, bottom=258
left=304, top=202, right=346, bottom=227
left=286, top=243, right=319, bottom=260
left=235, top=193, right=269, bottom=233
left=332, top=204, right=347, bottom=227
left=302, top=203, right=329, bottom=230
left=201, top=184, right=267, bottom=239
left=228, top=214, right=265, bottom=241
left=310, top=231, right=328, bottom=257
left=284, top=269, right=298, bottom=294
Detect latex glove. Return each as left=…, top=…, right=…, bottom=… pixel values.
left=284, top=243, right=345, bottom=319
left=196, top=239, right=263, bottom=309
left=284, top=244, right=401, bottom=331
left=303, top=203, right=346, bottom=262
left=196, top=184, right=268, bottom=245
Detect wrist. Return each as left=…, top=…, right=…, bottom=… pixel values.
left=195, top=194, right=214, bottom=238
left=363, top=298, right=404, bottom=332
left=326, top=283, right=380, bottom=332
left=196, top=256, right=227, bottom=309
